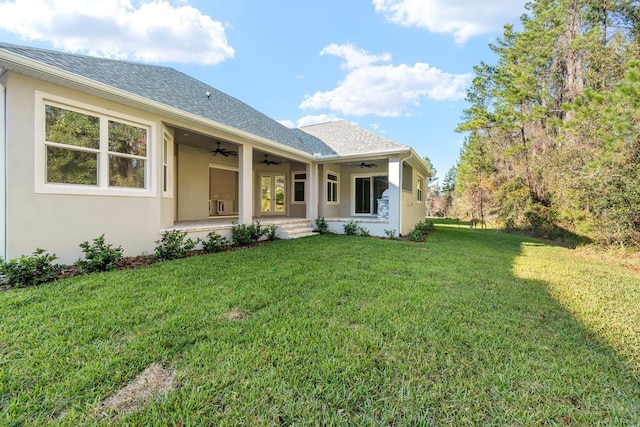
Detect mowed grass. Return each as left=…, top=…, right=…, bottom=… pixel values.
left=1, top=224, right=639, bottom=425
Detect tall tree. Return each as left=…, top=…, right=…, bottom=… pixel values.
left=455, top=0, right=640, bottom=244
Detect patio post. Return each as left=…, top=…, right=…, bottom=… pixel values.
left=387, top=156, right=401, bottom=235
left=238, top=144, right=253, bottom=224
left=306, top=162, right=318, bottom=221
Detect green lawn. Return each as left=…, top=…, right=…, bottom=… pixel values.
left=1, top=224, right=639, bottom=425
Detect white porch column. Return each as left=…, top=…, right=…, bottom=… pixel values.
left=0, top=78, right=6, bottom=260
left=306, top=162, right=318, bottom=221
left=238, top=144, right=253, bottom=224
left=387, top=156, right=401, bottom=235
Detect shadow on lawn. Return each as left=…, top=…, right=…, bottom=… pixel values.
left=430, top=217, right=593, bottom=249
left=418, top=225, right=639, bottom=424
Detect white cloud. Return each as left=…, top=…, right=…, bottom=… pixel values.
left=320, top=43, right=391, bottom=70
left=300, top=43, right=470, bottom=117
left=296, top=114, right=342, bottom=127
left=373, top=0, right=525, bottom=44
left=277, top=119, right=296, bottom=128
left=0, top=0, right=234, bottom=64
left=279, top=115, right=342, bottom=128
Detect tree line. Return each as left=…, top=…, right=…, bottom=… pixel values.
left=446, top=0, right=639, bottom=246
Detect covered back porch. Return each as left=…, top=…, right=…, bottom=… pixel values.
left=168, top=125, right=320, bottom=229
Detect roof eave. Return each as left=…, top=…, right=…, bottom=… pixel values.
left=405, top=147, right=433, bottom=177
left=315, top=147, right=411, bottom=162
left=0, top=49, right=315, bottom=160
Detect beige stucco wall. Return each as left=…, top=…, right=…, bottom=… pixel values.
left=401, top=164, right=426, bottom=235
left=177, top=144, right=210, bottom=220
left=5, top=72, right=166, bottom=264
left=317, top=163, right=342, bottom=218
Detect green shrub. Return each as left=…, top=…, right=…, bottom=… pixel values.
left=154, top=230, right=195, bottom=260
left=250, top=221, right=264, bottom=241
left=384, top=229, right=399, bottom=240
left=344, top=220, right=359, bottom=235
left=264, top=224, right=278, bottom=241
left=315, top=217, right=329, bottom=234
left=199, top=231, right=229, bottom=253
left=76, top=234, right=123, bottom=273
left=407, top=220, right=435, bottom=242
left=0, top=248, right=60, bottom=288
left=357, top=226, right=371, bottom=237
left=231, top=221, right=266, bottom=246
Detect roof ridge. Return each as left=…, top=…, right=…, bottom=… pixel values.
left=298, top=119, right=345, bottom=129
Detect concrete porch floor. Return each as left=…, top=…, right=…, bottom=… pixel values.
left=165, top=216, right=309, bottom=233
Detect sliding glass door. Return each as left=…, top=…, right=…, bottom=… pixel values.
left=354, top=176, right=388, bottom=215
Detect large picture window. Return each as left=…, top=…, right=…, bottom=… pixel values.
left=40, top=99, right=151, bottom=194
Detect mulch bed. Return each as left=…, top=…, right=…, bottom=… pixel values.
left=54, top=241, right=274, bottom=280
left=1, top=240, right=276, bottom=291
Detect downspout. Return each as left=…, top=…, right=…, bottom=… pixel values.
left=0, top=69, right=6, bottom=260
left=398, top=151, right=413, bottom=236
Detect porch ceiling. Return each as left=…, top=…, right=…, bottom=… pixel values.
left=174, top=126, right=238, bottom=152
left=173, top=126, right=308, bottom=165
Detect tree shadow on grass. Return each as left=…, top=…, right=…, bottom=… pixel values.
left=413, top=225, right=639, bottom=424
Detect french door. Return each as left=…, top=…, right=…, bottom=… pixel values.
left=260, top=174, right=286, bottom=214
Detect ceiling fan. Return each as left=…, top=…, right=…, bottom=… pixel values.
left=262, top=154, right=281, bottom=165
left=204, top=142, right=237, bottom=157
left=359, top=161, right=377, bottom=168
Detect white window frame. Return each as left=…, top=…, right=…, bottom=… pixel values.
left=402, top=163, right=413, bottom=192
left=162, top=129, right=174, bottom=198
left=417, top=176, right=424, bottom=202
left=291, top=171, right=306, bottom=204
left=34, top=91, right=154, bottom=197
left=351, top=173, right=388, bottom=216
left=326, top=171, right=339, bottom=205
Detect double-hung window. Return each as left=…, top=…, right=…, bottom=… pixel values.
left=39, top=96, right=152, bottom=195
left=417, top=176, right=424, bottom=202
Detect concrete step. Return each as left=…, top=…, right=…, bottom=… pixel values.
left=281, top=231, right=318, bottom=239
left=277, top=226, right=318, bottom=239
left=274, top=221, right=312, bottom=230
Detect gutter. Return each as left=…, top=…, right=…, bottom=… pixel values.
left=0, top=49, right=316, bottom=161
left=313, top=147, right=411, bottom=162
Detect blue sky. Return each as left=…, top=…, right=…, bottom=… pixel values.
left=0, top=0, right=527, bottom=182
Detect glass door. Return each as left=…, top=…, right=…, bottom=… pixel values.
left=355, top=177, right=371, bottom=214
left=260, top=174, right=286, bottom=214
left=355, top=175, right=388, bottom=215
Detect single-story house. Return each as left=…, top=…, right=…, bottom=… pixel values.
left=0, top=42, right=432, bottom=264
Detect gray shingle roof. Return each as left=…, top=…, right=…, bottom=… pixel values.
left=0, top=43, right=411, bottom=159
left=298, top=120, right=408, bottom=157
left=0, top=42, right=325, bottom=154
